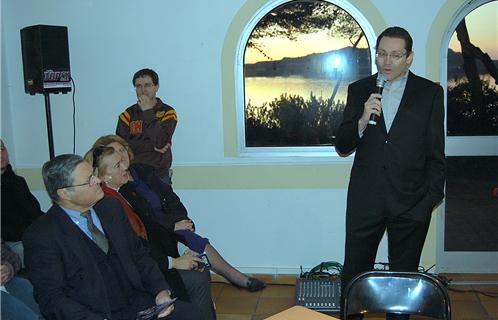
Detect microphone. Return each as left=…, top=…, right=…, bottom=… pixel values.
left=368, top=73, right=387, bottom=125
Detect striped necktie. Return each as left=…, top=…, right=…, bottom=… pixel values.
left=80, top=210, right=109, bottom=253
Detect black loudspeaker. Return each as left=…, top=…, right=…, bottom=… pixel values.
left=20, top=25, right=71, bottom=95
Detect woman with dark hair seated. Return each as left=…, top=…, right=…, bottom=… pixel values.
left=85, top=135, right=266, bottom=295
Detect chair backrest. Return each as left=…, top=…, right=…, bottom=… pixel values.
left=343, top=271, right=451, bottom=319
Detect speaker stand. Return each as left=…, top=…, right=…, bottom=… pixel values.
left=44, top=92, right=55, bottom=159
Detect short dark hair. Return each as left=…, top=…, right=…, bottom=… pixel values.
left=132, top=68, right=159, bottom=86
left=42, top=154, right=84, bottom=202
left=376, top=26, right=413, bottom=53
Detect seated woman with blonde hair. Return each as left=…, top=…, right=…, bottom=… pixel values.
left=84, top=135, right=266, bottom=295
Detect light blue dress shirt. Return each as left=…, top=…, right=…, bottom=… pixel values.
left=61, top=206, right=105, bottom=239
left=381, top=71, right=409, bottom=132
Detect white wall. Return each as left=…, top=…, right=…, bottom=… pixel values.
left=1, top=0, right=470, bottom=273
left=180, top=188, right=350, bottom=273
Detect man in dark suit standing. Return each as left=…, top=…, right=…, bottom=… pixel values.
left=23, top=154, right=200, bottom=319
left=336, top=27, right=445, bottom=319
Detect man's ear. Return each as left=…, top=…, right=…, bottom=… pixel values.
left=406, top=51, right=414, bottom=66
left=57, top=188, right=72, bottom=202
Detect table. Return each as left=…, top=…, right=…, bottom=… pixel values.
left=265, top=306, right=340, bottom=319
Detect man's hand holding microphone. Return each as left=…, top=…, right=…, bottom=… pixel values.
left=359, top=73, right=386, bottom=133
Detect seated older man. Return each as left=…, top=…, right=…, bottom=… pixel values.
left=23, top=154, right=200, bottom=320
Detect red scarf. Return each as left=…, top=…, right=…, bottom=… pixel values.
left=102, top=184, right=148, bottom=240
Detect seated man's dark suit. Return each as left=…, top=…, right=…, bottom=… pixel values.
left=23, top=196, right=200, bottom=320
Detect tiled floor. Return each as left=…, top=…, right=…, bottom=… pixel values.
left=211, top=273, right=498, bottom=320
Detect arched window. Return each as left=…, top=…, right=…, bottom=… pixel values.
left=438, top=0, right=498, bottom=274
left=237, top=0, right=374, bottom=154
left=446, top=1, right=498, bottom=136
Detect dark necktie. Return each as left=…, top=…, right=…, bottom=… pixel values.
left=80, top=210, right=109, bottom=253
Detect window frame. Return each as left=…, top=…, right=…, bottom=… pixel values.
left=235, top=0, right=377, bottom=158
left=436, top=0, right=498, bottom=274
left=440, top=0, right=498, bottom=156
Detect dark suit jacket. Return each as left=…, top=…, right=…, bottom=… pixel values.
left=124, top=163, right=189, bottom=231
left=22, top=197, right=170, bottom=320
left=336, top=72, right=445, bottom=222
left=1, top=164, right=44, bottom=241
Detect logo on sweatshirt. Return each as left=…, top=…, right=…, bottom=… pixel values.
left=130, top=120, right=143, bottom=135
left=155, top=111, right=165, bottom=119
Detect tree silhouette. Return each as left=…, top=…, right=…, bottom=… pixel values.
left=245, top=93, right=344, bottom=146
left=248, top=0, right=364, bottom=60
left=447, top=78, right=498, bottom=135
left=453, top=17, right=498, bottom=133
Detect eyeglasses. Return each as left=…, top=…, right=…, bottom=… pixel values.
left=59, top=175, right=111, bottom=189
left=60, top=175, right=100, bottom=189
left=375, top=50, right=407, bottom=62
left=134, top=83, right=155, bottom=90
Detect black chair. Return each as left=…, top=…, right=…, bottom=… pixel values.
left=343, top=271, right=451, bottom=319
